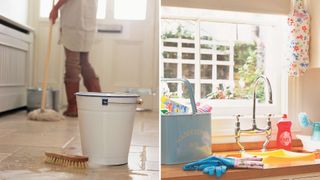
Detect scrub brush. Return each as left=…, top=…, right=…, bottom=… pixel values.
left=44, top=152, right=88, bottom=168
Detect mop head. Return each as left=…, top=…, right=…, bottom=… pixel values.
left=28, top=109, right=65, bottom=121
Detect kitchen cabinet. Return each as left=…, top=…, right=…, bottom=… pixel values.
left=0, top=15, right=33, bottom=112
left=257, top=172, right=320, bottom=180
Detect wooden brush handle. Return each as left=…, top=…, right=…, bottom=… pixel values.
left=40, top=22, right=53, bottom=112
left=40, top=0, right=55, bottom=112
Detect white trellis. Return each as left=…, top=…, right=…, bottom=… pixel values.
left=161, top=29, right=235, bottom=100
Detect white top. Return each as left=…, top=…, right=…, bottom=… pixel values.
left=60, top=0, right=97, bottom=52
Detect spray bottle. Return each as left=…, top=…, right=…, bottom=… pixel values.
left=276, top=114, right=292, bottom=150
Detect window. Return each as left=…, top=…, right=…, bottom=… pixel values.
left=161, top=7, right=287, bottom=117
left=97, top=0, right=107, bottom=19
left=40, top=0, right=53, bottom=18
left=39, top=0, right=147, bottom=20
left=114, top=0, right=147, bottom=20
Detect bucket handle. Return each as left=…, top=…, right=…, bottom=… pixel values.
left=101, top=99, right=143, bottom=106
left=161, top=78, right=197, bottom=114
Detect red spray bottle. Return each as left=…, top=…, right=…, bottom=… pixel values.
left=276, top=114, right=292, bottom=150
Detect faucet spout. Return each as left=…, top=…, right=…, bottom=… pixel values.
left=253, top=76, right=273, bottom=125
left=235, top=75, right=273, bottom=152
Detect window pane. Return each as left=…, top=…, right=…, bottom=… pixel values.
left=201, top=44, right=213, bottom=49
left=40, top=0, right=105, bottom=19
left=201, top=54, right=212, bottom=60
left=40, top=0, right=52, bottom=18
left=164, top=63, right=177, bottom=78
left=201, top=84, right=212, bottom=98
left=182, top=83, right=195, bottom=99
left=162, top=51, right=177, bottom=59
left=182, top=53, right=194, bottom=60
left=114, top=0, right=147, bottom=20
left=217, top=45, right=230, bottom=51
left=233, top=42, right=264, bottom=101
left=200, top=22, right=237, bottom=41
left=217, top=54, right=230, bottom=61
left=182, top=64, right=194, bottom=79
left=201, top=65, right=212, bottom=79
left=161, top=19, right=196, bottom=40
left=163, top=42, right=178, bottom=47
left=182, top=43, right=195, bottom=48
left=217, top=65, right=230, bottom=80
left=97, top=0, right=107, bottom=19
left=167, top=83, right=178, bottom=92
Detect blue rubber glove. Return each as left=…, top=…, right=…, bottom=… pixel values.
left=183, top=156, right=235, bottom=171
left=183, top=155, right=264, bottom=177
left=203, top=164, right=227, bottom=177
left=183, top=156, right=236, bottom=177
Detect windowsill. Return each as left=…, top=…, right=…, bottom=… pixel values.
left=211, top=139, right=302, bottom=152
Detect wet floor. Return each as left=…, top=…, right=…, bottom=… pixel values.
left=0, top=110, right=159, bottom=179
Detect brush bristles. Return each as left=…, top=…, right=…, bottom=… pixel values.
left=44, top=152, right=88, bottom=168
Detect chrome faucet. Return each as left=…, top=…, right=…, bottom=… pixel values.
left=235, top=76, right=273, bottom=152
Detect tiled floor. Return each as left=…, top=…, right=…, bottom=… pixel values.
left=0, top=110, right=159, bottom=179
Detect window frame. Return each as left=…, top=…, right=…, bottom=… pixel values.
left=160, top=9, right=288, bottom=121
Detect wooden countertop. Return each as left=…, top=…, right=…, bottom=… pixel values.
left=162, top=160, right=320, bottom=180
left=162, top=145, right=320, bottom=180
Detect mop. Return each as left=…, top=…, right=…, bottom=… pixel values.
left=28, top=11, right=64, bottom=121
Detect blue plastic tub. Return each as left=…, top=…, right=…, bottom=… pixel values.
left=161, top=79, right=212, bottom=164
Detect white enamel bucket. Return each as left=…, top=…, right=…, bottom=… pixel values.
left=76, top=92, right=140, bottom=165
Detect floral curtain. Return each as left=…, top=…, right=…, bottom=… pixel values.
left=288, top=0, right=310, bottom=77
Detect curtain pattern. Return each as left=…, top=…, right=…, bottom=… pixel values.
left=287, top=0, right=310, bottom=77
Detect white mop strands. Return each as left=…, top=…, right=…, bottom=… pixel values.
left=28, top=109, right=65, bottom=121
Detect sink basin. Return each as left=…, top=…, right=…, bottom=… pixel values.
left=241, top=149, right=315, bottom=164
left=297, top=135, right=320, bottom=152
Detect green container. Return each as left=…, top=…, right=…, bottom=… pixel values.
left=312, top=122, right=320, bottom=141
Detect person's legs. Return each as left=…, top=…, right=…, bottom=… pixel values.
left=80, top=52, right=101, bottom=92
left=64, top=48, right=81, bottom=117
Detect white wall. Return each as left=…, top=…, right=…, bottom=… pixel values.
left=0, top=0, right=29, bottom=25
left=301, top=69, right=320, bottom=121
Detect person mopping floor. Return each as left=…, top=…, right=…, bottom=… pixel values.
left=50, top=0, right=101, bottom=117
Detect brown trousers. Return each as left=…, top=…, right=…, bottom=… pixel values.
left=64, top=48, right=98, bottom=83
left=63, top=47, right=101, bottom=116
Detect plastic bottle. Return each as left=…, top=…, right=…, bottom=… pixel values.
left=276, top=114, right=292, bottom=150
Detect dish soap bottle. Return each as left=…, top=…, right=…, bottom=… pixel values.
left=276, top=114, right=292, bottom=150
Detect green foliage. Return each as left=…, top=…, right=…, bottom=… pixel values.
left=161, top=24, right=266, bottom=102
left=233, top=43, right=265, bottom=102
left=161, top=25, right=194, bottom=40
left=200, top=35, right=213, bottom=41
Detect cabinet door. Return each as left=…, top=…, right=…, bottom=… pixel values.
left=293, top=175, right=320, bottom=180
left=255, top=172, right=320, bottom=180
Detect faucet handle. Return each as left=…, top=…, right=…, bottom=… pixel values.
left=235, top=114, right=242, bottom=122
left=235, top=114, right=242, bottom=129
left=267, top=114, right=273, bottom=127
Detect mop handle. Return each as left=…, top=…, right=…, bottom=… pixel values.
left=40, top=1, right=54, bottom=112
